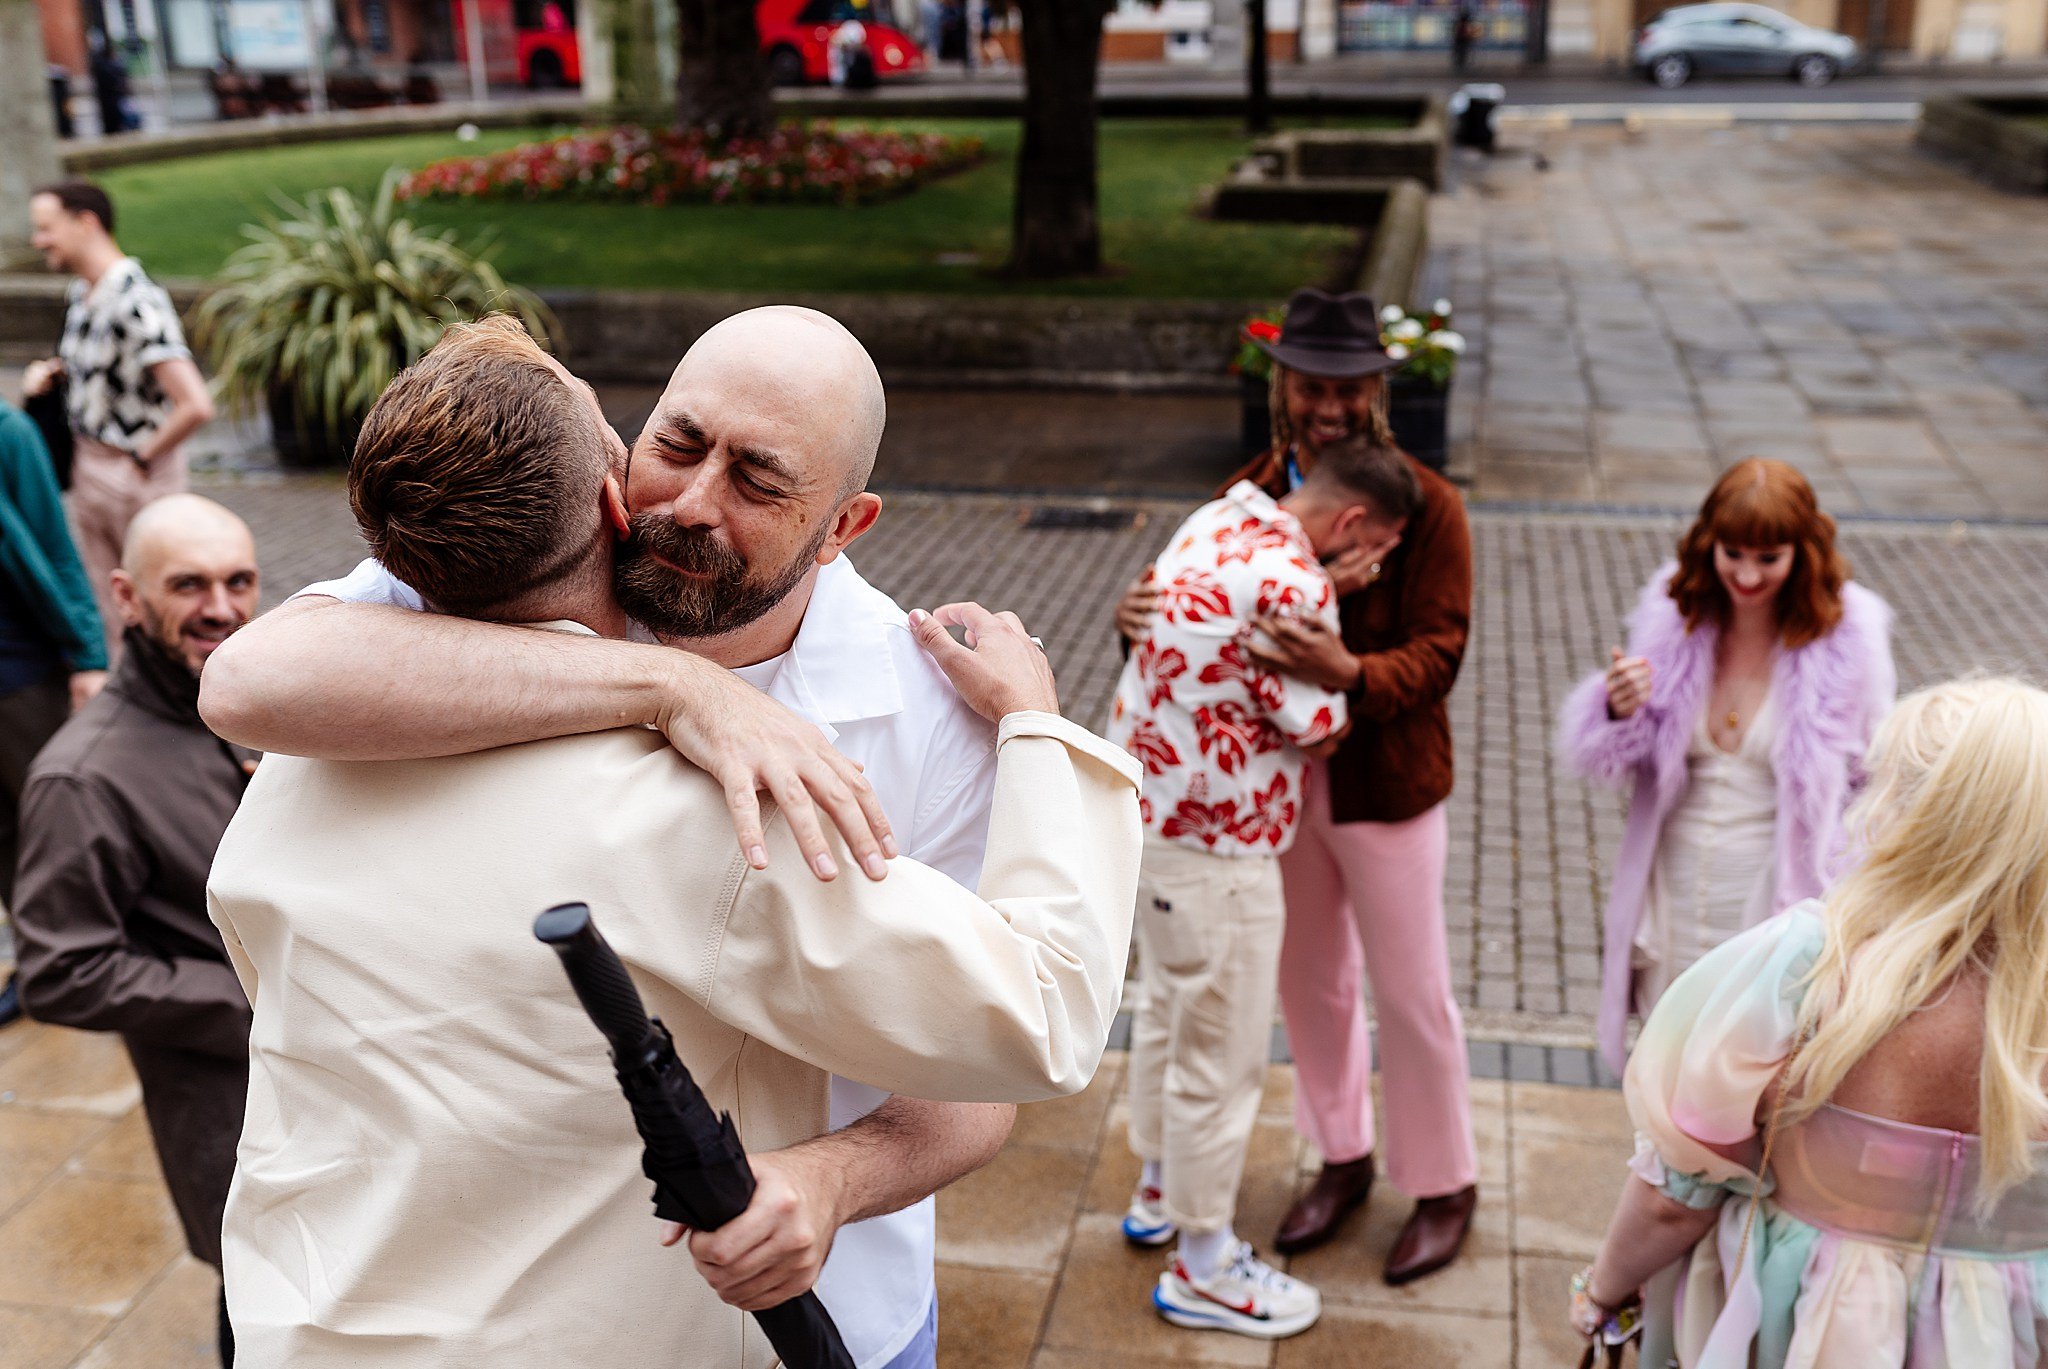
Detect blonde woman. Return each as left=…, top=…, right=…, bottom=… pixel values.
left=1571, top=678, right=2048, bottom=1367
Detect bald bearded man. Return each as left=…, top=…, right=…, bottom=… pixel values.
left=200, top=309, right=1076, bottom=1368
left=14, top=494, right=262, bottom=1368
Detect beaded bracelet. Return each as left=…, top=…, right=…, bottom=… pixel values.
left=1568, top=1267, right=1643, bottom=1345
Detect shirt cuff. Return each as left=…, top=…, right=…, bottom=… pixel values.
left=997, top=711, right=1142, bottom=788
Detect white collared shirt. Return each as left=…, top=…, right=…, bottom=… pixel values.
left=296, top=554, right=998, bottom=1367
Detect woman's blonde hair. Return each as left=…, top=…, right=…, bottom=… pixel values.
left=1784, top=678, right=2048, bottom=1210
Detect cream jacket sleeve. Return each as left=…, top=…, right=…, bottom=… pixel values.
left=706, top=711, right=1141, bottom=1104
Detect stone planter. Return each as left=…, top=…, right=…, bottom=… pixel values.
left=1389, top=377, right=1450, bottom=473
left=266, top=387, right=360, bottom=469
left=1240, top=373, right=1272, bottom=456
left=1917, top=94, right=2048, bottom=193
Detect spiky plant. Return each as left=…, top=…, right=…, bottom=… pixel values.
left=195, top=170, right=555, bottom=457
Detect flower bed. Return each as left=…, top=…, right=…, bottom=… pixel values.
left=396, top=121, right=986, bottom=208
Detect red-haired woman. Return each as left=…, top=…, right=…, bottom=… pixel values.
left=1557, top=459, right=1895, bottom=1075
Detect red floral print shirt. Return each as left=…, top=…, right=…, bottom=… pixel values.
left=1108, top=481, right=1348, bottom=856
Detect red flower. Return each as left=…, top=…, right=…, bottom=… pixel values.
left=1136, top=639, right=1188, bottom=710
left=1241, top=319, right=1281, bottom=344
left=1212, top=516, right=1294, bottom=566
left=1157, top=569, right=1232, bottom=624
left=1255, top=578, right=1308, bottom=618
left=1200, top=641, right=1286, bottom=719
left=1160, top=777, right=1240, bottom=848
left=1124, top=720, right=1182, bottom=777
left=1297, top=705, right=1339, bottom=747
left=1194, top=701, right=1276, bottom=776
left=1233, top=772, right=1297, bottom=848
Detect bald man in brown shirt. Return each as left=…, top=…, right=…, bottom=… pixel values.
left=13, top=495, right=261, bottom=1366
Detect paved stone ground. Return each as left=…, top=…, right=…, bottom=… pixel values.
left=1438, top=124, right=2048, bottom=518
left=0, top=1019, right=1632, bottom=1369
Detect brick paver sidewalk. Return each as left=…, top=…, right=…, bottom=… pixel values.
left=1440, top=124, right=2048, bottom=518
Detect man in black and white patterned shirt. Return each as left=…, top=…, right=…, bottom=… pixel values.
left=22, top=180, right=214, bottom=660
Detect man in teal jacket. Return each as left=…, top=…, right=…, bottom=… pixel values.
left=0, top=396, right=107, bottom=1026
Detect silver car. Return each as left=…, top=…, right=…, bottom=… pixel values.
left=1632, top=3, right=1861, bottom=88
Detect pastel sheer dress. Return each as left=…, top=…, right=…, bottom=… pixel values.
left=1624, top=904, right=2048, bottom=1368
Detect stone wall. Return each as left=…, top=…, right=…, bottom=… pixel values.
left=0, top=274, right=1269, bottom=389
left=1917, top=93, right=2048, bottom=191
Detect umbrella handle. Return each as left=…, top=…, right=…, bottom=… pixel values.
left=534, top=902, right=662, bottom=1067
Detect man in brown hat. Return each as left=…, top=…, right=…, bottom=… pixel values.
left=1115, top=287, right=1480, bottom=1284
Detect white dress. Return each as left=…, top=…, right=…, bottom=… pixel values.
left=1632, top=687, right=1780, bottom=1010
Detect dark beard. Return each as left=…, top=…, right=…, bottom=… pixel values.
left=613, top=512, right=829, bottom=640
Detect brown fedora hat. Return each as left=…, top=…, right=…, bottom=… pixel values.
left=1253, top=287, right=1400, bottom=380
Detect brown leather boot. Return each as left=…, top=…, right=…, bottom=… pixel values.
left=1383, top=1184, right=1478, bottom=1285
left=1273, top=1154, right=1375, bottom=1255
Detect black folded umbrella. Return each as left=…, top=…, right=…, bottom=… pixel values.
left=535, top=902, right=855, bottom=1369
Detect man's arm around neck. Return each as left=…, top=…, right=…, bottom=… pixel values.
left=199, top=595, right=897, bottom=881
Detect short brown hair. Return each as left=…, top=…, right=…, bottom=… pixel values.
left=348, top=315, right=608, bottom=616
left=1301, top=433, right=1422, bottom=524
left=1669, top=458, right=1849, bottom=648
left=32, top=179, right=115, bottom=235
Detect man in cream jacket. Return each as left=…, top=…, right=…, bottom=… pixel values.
left=206, top=316, right=1140, bottom=1367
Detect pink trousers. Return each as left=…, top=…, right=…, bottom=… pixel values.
left=1277, top=764, right=1478, bottom=1198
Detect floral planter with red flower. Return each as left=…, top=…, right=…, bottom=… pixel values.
left=1230, top=300, right=1464, bottom=470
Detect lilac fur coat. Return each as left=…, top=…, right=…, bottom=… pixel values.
left=1556, top=564, right=1895, bottom=1073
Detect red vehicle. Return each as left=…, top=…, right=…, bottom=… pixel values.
left=452, top=0, right=923, bottom=89
left=757, top=0, right=928, bottom=86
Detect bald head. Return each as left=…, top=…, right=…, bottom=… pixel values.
left=113, top=496, right=260, bottom=674
left=615, top=306, right=890, bottom=649
left=122, top=495, right=254, bottom=579
left=673, top=306, right=887, bottom=494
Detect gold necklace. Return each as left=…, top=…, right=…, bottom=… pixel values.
left=1726, top=709, right=1740, bottom=733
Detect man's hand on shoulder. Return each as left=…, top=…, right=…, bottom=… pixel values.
left=654, top=661, right=897, bottom=884
left=908, top=603, right=1059, bottom=721
left=663, top=1146, right=851, bottom=1312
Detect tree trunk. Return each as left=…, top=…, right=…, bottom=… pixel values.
left=0, top=0, right=62, bottom=269
left=1007, top=0, right=1110, bottom=279
left=675, top=0, right=774, bottom=141
left=1245, top=0, right=1271, bottom=134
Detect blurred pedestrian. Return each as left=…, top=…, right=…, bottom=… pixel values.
left=47, top=63, right=74, bottom=138
left=1111, top=442, right=1402, bottom=1340
left=977, top=0, right=1006, bottom=67
left=12, top=494, right=260, bottom=1369
left=23, top=179, right=215, bottom=661
left=87, top=32, right=136, bottom=135
left=1557, top=458, right=1894, bottom=1076
left=1574, top=677, right=2048, bottom=1367
left=1114, top=287, right=1482, bottom=1285
left=1451, top=1, right=1477, bottom=71
left=0, top=396, right=107, bottom=1028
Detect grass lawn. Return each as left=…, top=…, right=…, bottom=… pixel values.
left=98, top=118, right=1373, bottom=299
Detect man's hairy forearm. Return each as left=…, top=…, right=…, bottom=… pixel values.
left=805, top=1098, right=1017, bottom=1230
left=201, top=598, right=692, bottom=759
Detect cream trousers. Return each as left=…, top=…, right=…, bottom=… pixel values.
left=1125, top=836, right=1285, bottom=1233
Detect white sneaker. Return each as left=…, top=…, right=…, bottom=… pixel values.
left=1121, top=1185, right=1178, bottom=1247
left=1153, top=1241, right=1321, bottom=1339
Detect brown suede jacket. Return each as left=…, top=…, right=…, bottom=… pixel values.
left=1222, top=446, right=1471, bottom=824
